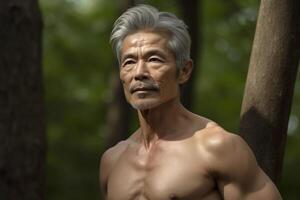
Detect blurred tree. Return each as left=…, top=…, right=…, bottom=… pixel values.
left=41, top=0, right=119, bottom=199
left=103, top=0, right=135, bottom=150
left=178, top=0, right=202, bottom=109
left=0, top=0, right=46, bottom=200
left=239, top=0, right=300, bottom=184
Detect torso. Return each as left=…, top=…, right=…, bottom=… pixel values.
left=106, top=127, right=222, bottom=200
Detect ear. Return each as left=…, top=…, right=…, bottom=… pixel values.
left=178, top=60, right=193, bottom=84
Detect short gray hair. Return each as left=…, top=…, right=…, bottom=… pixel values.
left=110, top=4, right=191, bottom=70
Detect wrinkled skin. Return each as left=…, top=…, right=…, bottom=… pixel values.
left=100, top=30, right=282, bottom=200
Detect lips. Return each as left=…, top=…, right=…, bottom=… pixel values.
left=132, top=87, right=157, bottom=93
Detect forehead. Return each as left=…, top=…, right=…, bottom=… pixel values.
left=121, top=30, right=171, bottom=55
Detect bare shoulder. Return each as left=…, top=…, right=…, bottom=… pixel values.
left=194, top=122, right=258, bottom=174
left=195, top=122, right=247, bottom=154
left=100, top=140, right=129, bottom=174
left=100, top=129, right=140, bottom=174
left=99, top=140, right=129, bottom=193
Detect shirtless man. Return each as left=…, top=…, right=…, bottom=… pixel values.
left=100, top=4, right=282, bottom=200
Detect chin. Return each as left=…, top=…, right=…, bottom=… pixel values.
left=130, top=99, right=161, bottom=110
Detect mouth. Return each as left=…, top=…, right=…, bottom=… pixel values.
left=130, top=83, right=159, bottom=94
left=131, top=87, right=158, bottom=93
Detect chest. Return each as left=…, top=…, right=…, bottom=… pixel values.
left=107, top=146, right=216, bottom=200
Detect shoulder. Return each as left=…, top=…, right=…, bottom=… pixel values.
left=100, top=129, right=140, bottom=167
left=195, top=122, right=245, bottom=152
left=194, top=122, right=258, bottom=175
left=100, top=128, right=141, bottom=169
left=100, top=140, right=129, bottom=173
left=99, top=140, right=129, bottom=191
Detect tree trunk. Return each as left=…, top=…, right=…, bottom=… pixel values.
left=103, top=0, right=135, bottom=150
left=0, top=0, right=46, bottom=200
left=103, top=71, right=133, bottom=149
left=239, top=0, right=300, bottom=185
left=178, top=0, right=202, bottom=109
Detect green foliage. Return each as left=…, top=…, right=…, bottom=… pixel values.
left=197, top=0, right=258, bottom=132
left=41, top=0, right=118, bottom=199
left=40, top=0, right=300, bottom=199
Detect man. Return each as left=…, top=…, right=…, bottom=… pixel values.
left=100, top=4, right=282, bottom=200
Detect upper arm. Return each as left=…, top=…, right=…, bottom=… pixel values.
left=99, top=150, right=111, bottom=198
left=99, top=141, right=128, bottom=199
left=237, top=169, right=282, bottom=200
left=202, top=129, right=282, bottom=199
left=220, top=155, right=282, bottom=200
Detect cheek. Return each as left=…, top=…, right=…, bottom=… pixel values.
left=120, top=71, right=130, bottom=85
left=155, top=70, right=179, bottom=88
left=119, top=70, right=125, bottom=81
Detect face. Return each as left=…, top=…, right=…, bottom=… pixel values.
left=119, top=30, right=181, bottom=110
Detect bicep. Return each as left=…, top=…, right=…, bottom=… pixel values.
left=243, top=169, right=282, bottom=200
left=220, top=167, right=281, bottom=200
left=214, top=135, right=281, bottom=199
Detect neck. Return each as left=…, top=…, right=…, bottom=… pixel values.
left=137, top=97, right=190, bottom=148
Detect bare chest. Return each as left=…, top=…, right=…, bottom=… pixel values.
left=107, top=144, right=220, bottom=200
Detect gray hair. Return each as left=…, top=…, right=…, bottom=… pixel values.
left=110, top=4, right=191, bottom=70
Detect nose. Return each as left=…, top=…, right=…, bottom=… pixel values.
left=134, top=60, right=149, bottom=80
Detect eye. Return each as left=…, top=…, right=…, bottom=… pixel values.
left=122, top=59, right=136, bottom=67
left=148, top=56, right=163, bottom=63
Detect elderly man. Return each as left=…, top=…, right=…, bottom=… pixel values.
left=100, top=4, right=282, bottom=200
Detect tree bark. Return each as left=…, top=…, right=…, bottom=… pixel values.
left=0, top=0, right=46, bottom=199
left=239, top=0, right=300, bottom=184
left=178, top=0, right=202, bottom=109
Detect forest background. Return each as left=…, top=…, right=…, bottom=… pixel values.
left=40, top=0, right=300, bottom=199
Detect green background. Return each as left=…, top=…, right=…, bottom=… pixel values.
left=40, top=0, right=300, bottom=199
